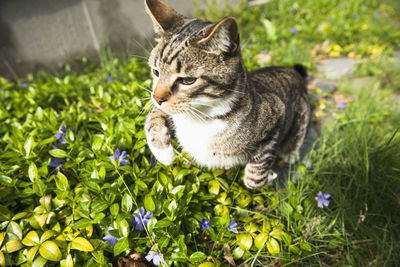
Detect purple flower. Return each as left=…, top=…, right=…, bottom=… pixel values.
left=353, top=12, right=359, bottom=19
left=132, top=207, right=153, bottom=231
left=107, top=75, right=113, bottom=83
left=338, top=101, right=346, bottom=109
left=102, top=227, right=122, bottom=247
left=49, top=157, right=65, bottom=167
left=20, top=82, right=27, bottom=89
left=227, top=219, right=238, bottom=234
left=289, top=7, right=296, bottom=13
left=54, top=125, right=67, bottom=144
left=290, top=27, right=297, bottom=34
left=327, top=16, right=333, bottom=22
left=145, top=251, right=165, bottom=266
left=109, top=148, right=129, bottom=166
left=150, top=156, right=157, bottom=168
left=200, top=219, right=210, bottom=231
left=374, top=12, right=380, bottom=19
left=315, top=191, right=330, bottom=208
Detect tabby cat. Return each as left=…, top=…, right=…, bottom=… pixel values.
left=144, top=0, right=311, bottom=189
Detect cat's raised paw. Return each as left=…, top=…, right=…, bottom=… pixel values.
left=150, top=144, right=175, bottom=166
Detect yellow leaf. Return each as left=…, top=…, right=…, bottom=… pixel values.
left=70, top=237, right=94, bottom=252
left=266, top=238, right=280, bottom=255
left=3, top=240, right=24, bottom=253
left=39, top=241, right=62, bottom=261
left=254, top=233, right=269, bottom=249
left=22, top=231, right=40, bottom=246
left=60, top=254, right=74, bottom=267
left=237, top=233, right=253, bottom=250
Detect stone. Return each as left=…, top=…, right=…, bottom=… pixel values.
left=317, top=57, right=359, bottom=80
left=310, top=79, right=337, bottom=94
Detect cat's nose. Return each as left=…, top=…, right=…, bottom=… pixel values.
left=153, top=94, right=168, bottom=105
left=153, top=83, right=171, bottom=105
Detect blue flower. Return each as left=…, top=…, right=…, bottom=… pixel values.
left=353, top=12, right=359, bottom=19
left=150, top=156, right=157, bottom=168
left=315, top=191, right=330, bottom=208
left=107, top=75, right=113, bottom=83
left=338, top=101, right=346, bottom=109
left=374, top=12, right=380, bottom=19
left=327, top=16, right=333, bottom=22
left=145, top=251, right=165, bottom=266
left=20, top=82, right=27, bottom=89
left=49, top=157, right=65, bottom=167
left=132, top=207, right=153, bottom=231
left=109, top=148, right=129, bottom=166
left=227, top=219, right=238, bottom=234
left=102, top=227, right=122, bottom=247
left=290, top=27, right=297, bottom=34
left=54, top=125, right=67, bottom=144
left=200, top=219, right=210, bottom=231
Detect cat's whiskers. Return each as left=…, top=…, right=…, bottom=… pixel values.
left=189, top=106, right=213, bottom=121
left=186, top=108, right=207, bottom=123
left=135, top=100, right=153, bottom=120
left=130, top=54, right=149, bottom=61
left=136, top=83, right=153, bottom=94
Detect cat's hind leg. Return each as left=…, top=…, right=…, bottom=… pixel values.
left=279, top=99, right=311, bottom=164
left=145, top=108, right=175, bottom=165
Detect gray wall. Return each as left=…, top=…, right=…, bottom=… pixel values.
left=0, top=0, right=207, bottom=79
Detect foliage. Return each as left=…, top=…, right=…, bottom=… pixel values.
left=1, top=0, right=400, bottom=266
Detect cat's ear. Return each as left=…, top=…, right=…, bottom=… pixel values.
left=196, top=17, right=240, bottom=54
left=145, top=0, right=184, bottom=33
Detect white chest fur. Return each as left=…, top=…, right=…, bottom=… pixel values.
left=172, top=115, right=230, bottom=168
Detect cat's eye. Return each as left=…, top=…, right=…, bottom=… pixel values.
left=179, top=77, right=197, bottom=85
left=152, top=69, right=159, bottom=77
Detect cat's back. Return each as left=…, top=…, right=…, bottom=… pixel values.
left=249, top=66, right=307, bottom=99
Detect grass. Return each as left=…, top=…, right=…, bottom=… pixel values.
left=0, top=0, right=400, bottom=266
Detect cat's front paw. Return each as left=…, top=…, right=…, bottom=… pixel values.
left=145, top=124, right=175, bottom=165
left=149, top=144, right=175, bottom=165
left=243, top=166, right=277, bottom=189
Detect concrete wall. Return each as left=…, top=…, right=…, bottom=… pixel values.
left=0, top=0, right=239, bottom=79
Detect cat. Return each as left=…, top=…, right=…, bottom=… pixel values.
left=143, top=0, right=311, bottom=189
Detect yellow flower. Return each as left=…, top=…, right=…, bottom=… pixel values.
left=362, top=24, right=369, bottom=30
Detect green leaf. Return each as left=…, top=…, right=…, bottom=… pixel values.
left=237, top=233, right=253, bottom=250
left=254, top=233, right=269, bottom=249
left=110, top=203, right=119, bottom=216
left=26, top=245, right=40, bottom=262
left=0, top=205, right=10, bottom=221
left=155, top=218, right=173, bottom=228
left=60, top=254, right=74, bottom=267
left=232, top=246, right=245, bottom=259
left=24, top=136, right=35, bottom=158
left=33, top=180, right=47, bottom=197
left=144, top=194, right=155, bottom=212
left=7, top=221, right=22, bottom=240
left=113, top=238, right=129, bottom=256
left=300, top=241, right=312, bottom=252
left=39, top=241, right=62, bottom=261
left=0, top=175, right=12, bottom=185
left=189, top=251, right=207, bottom=263
left=262, top=19, right=277, bottom=41
left=266, top=238, right=280, bottom=255
left=73, top=218, right=92, bottom=229
left=91, top=134, right=104, bottom=151
left=208, top=180, right=220, bottom=195
left=117, top=219, right=130, bottom=238
left=3, top=239, right=24, bottom=253
left=270, top=228, right=284, bottom=241
left=28, top=162, right=39, bottom=182
left=70, top=237, right=94, bottom=252
left=40, top=230, right=57, bottom=243
left=55, top=172, right=69, bottom=191
left=22, top=231, right=40, bottom=246
left=91, top=200, right=108, bottom=213
left=121, top=193, right=133, bottom=213
left=170, top=185, right=185, bottom=200
left=198, top=262, right=216, bottom=267
left=32, top=255, right=48, bottom=267
left=49, top=149, right=69, bottom=158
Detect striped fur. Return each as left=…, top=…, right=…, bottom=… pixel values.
left=144, top=0, right=311, bottom=189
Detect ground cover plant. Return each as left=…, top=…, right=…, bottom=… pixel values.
left=1, top=0, right=400, bottom=266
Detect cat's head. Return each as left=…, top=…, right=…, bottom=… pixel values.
left=145, top=0, right=245, bottom=118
